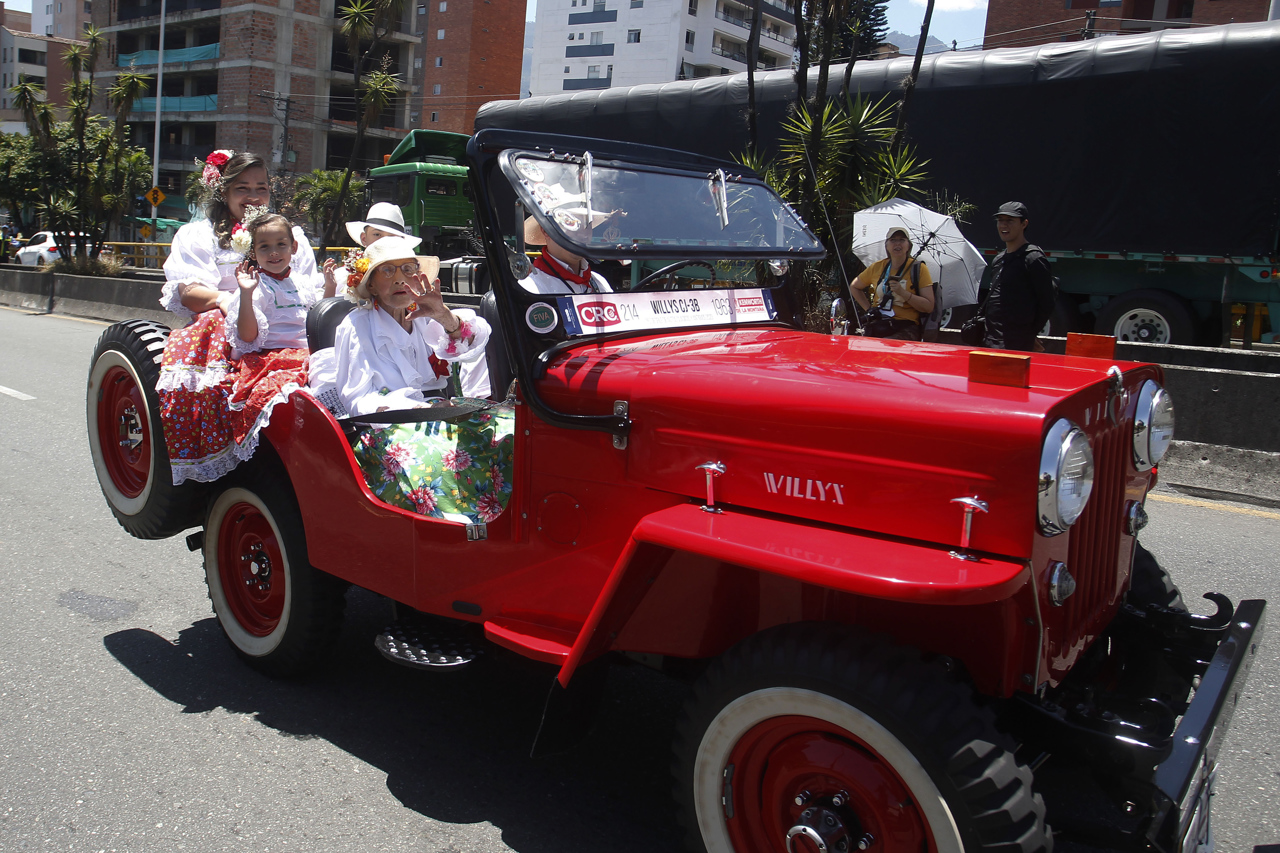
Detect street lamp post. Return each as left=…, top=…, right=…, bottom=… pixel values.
left=149, top=0, right=167, bottom=227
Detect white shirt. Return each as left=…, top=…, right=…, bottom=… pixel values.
left=225, top=268, right=325, bottom=357
left=518, top=252, right=613, bottom=295
left=160, top=218, right=318, bottom=320
left=331, top=305, right=491, bottom=416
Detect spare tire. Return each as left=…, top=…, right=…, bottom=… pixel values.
left=87, top=320, right=204, bottom=539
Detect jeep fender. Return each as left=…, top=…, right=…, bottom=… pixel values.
left=558, top=504, right=1038, bottom=695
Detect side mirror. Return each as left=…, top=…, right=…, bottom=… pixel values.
left=830, top=298, right=850, bottom=336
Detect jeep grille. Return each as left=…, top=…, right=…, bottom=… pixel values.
left=1062, top=420, right=1128, bottom=635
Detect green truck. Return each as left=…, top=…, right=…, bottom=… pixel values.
left=366, top=129, right=478, bottom=258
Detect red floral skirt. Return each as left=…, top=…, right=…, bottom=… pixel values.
left=158, top=311, right=238, bottom=485
left=228, top=348, right=309, bottom=454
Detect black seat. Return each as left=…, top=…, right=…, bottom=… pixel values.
left=307, top=297, right=357, bottom=351
left=479, top=289, right=513, bottom=400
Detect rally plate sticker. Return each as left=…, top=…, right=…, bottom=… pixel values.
left=556, top=289, right=777, bottom=336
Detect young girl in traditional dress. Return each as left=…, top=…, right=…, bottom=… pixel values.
left=223, top=212, right=323, bottom=464
left=331, top=237, right=514, bottom=524
left=157, top=150, right=327, bottom=484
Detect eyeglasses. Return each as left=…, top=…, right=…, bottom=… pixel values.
left=376, top=262, right=420, bottom=278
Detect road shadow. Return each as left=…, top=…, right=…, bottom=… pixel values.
left=102, top=588, right=687, bottom=853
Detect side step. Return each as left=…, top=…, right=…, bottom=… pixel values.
left=375, top=621, right=482, bottom=671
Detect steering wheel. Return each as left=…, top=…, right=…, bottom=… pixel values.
left=633, top=260, right=717, bottom=292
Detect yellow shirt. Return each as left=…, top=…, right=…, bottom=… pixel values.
left=859, top=257, right=934, bottom=323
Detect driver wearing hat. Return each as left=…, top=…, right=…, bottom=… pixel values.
left=519, top=215, right=613, bottom=295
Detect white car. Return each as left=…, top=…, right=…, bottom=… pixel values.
left=16, top=231, right=90, bottom=266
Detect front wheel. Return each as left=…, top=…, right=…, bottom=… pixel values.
left=674, top=625, right=1051, bottom=853
left=204, top=480, right=346, bottom=677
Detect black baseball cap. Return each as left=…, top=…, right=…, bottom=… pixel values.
left=994, top=201, right=1029, bottom=219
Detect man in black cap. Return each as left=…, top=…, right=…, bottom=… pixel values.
left=984, top=202, right=1056, bottom=351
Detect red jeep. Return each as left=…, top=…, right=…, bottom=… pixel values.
left=86, top=129, right=1265, bottom=853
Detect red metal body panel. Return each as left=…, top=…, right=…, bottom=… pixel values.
left=262, top=325, right=1160, bottom=696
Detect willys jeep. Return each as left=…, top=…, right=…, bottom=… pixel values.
left=86, top=129, right=1266, bottom=853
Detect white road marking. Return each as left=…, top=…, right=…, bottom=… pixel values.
left=0, top=384, right=36, bottom=401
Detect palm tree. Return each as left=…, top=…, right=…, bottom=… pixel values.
left=323, top=0, right=405, bottom=248
left=294, top=169, right=366, bottom=238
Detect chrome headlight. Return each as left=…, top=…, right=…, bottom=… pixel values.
left=1133, top=380, right=1174, bottom=471
left=1038, top=419, right=1095, bottom=536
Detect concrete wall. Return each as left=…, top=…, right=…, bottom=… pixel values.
left=0, top=266, right=179, bottom=328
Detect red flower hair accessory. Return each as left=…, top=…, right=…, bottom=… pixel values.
left=199, top=149, right=236, bottom=190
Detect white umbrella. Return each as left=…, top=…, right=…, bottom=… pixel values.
left=851, top=199, right=987, bottom=309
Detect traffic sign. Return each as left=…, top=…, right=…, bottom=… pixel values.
left=140, top=224, right=153, bottom=239
left=145, top=187, right=166, bottom=207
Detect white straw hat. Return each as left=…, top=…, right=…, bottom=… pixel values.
left=345, top=202, right=422, bottom=246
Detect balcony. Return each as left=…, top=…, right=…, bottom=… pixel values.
left=710, top=43, right=777, bottom=69
left=563, top=73, right=611, bottom=90
left=117, top=43, right=220, bottom=66
left=713, top=9, right=793, bottom=45
left=566, top=43, right=614, bottom=57
left=132, top=94, right=218, bottom=112
left=759, top=0, right=794, bottom=23
left=567, top=9, right=617, bottom=24
left=117, top=0, right=220, bottom=21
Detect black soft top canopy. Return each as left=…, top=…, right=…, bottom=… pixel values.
left=478, top=21, right=1280, bottom=258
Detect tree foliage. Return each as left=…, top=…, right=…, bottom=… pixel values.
left=322, top=0, right=405, bottom=248
left=3, top=27, right=152, bottom=267
left=294, top=169, right=367, bottom=239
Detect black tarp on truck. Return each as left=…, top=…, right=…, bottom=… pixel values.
left=477, top=21, right=1280, bottom=344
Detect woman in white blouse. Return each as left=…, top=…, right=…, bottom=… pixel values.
left=330, top=237, right=514, bottom=524
left=156, top=150, right=324, bottom=486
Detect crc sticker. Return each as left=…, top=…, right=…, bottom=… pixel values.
left=577, top=301, right=622, bottom=328
left=525, top=302, right=559, bottom=334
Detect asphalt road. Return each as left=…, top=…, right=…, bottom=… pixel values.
left=1, top=306, right=1277, bottom=853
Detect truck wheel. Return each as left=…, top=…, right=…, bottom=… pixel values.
left=87, top=320, right=203, bottom=539
left=1040, top=293, right=1082, bottom=337
left=204, top=480, right=346, bottom=677
left=1096, top=290, right=1197, bottom=345
left=674, top=625, right=1051, bottom=853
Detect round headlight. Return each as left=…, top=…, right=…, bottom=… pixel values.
left=1038, top=419, right=1095, bottom=536
left=1133, top=380, right=1174, bottom=471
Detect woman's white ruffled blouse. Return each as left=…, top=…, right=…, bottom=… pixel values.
left=160, top=219, right=318, bottom=321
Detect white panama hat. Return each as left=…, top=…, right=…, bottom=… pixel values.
left=345, top=202, right=422, bottom=246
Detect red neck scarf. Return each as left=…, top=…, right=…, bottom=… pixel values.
left=260, top=266, right=292, bottom=281
left=534, top=250, right=595, bottom=290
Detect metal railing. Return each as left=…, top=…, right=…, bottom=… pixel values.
left=106, top=242, right=171, bottom=269
left=710, top=44, right=778, bottom=69
left=712, top=10, right=793, bottom=45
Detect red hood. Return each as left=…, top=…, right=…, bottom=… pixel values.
left=537, top=329, right=1160, bottom=558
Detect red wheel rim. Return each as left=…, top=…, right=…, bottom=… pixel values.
left=97, top=364, right=151, bottom=499
left=217, top=501, right=286, bottom=637
left=723, top=715, right=933, bottom=853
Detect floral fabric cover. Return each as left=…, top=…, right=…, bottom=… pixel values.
left=350, top=402, right=515, bottom=524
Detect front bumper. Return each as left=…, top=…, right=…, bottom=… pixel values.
left=1147, top=598, right=1266, bottom=852
left=1012, top=596, right=1266, bottom=852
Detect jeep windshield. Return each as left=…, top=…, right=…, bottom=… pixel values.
left=496, top=147, right=825, bottom=338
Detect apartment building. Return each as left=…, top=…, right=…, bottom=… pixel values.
left=0, top=28, right=82, bottom=132
left=984, top=0, right=1274, bottom=49
left=416, top=0, right=525, bottom=134
left=92, top=0, right=422, bottom=222
left=32, top=0, right=90, bottom=38
left=528, top=0, right=795, bottom=96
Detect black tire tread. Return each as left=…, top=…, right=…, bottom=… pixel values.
left=672, top=623, right=1052, bottom=853
left=88, top=319, right=203, bottom=539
